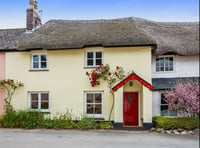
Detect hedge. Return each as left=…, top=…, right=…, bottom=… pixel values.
left=153, top=116, right=199, bottom=130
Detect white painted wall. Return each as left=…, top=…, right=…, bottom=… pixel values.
left=152, top=55, right=199, bottom=78
left=152, top=91, right=161, bottom=116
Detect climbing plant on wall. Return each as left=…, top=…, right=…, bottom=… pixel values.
left=0, top=79, right=24, bottom=113
left=86, top=64, right=126, bottom=121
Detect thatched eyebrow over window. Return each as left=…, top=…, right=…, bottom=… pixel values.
left=4, top=17, right=197, bottom=56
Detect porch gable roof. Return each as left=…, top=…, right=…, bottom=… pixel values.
left=112, top=72, right=153, bottom=92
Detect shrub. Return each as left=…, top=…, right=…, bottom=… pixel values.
left=40, top=114, right=75, bottom=129
left=76, top=117, right=96, bottom=130
left=153, top=116, right=199, bottom=130
left=1, top=110, right=44, bottom=129
left=96, top=121, right=112, bottom=129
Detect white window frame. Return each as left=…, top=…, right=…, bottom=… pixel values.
left=156, top=55, right=174, bottom=72
left=85, top=50, right=103, bottom=67
left=29, top=92, right=50, bottom=112
left=32, top=53, right=48, bottom=70
left=84, top=92, right=104, bottom=118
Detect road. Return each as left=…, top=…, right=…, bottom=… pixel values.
left=0, top=129, right=199, bottom=148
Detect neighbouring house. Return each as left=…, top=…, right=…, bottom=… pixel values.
left=0, top=28, right=26, bottom=115
left=0, top=0, right=199, bottom=129
left=0, top=0, right=41, bottom=115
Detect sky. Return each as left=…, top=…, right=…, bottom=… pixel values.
left=0, top=0, right=199, bottom=29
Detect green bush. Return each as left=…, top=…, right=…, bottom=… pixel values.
left=153, top=116, right=199, bottom=130
left=0, top=110, right=113, bottom=130
left=76, top=117, right=96, bottom=130
left=1, top=110, right=44, bottom=129
left=40, top=114, right=75, bottom=129
left=96, top=121, right=112, bottom=129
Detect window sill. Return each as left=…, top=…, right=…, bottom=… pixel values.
left=29, top=110, right=50, bottom=114
left=29, top=69, right=49, bottom=72
left=84, top=66, right=99, bottom=69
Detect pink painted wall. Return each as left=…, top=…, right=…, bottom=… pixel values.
left=0, top=53, right=6, bottom=115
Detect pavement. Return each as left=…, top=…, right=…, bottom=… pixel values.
left=0, top=128, right=199, bottom=148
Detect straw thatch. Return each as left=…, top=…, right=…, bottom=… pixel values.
left=16, top=17, right=199, bottom=56
left=0, top=28, right=26, bottom=51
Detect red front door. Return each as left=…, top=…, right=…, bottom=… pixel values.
left=123, top=92, right=139, bottom=126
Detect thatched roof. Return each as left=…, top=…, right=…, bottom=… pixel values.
left=17, top=17, right=199, bottom=56
left=0, top=28, right=26, bottom=51
left=133, top=18, right=199, bottom=56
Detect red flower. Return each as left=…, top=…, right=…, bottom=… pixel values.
left=95, top=72, right=97, bottom=75
left=14, top=86, right=17, bottom=88
left=109, top=73, right=111, bottom=75
left=4, top=80, right=6, bottom=83
left=104, top=66, right=106, bottom=69
left=11, top=80, right=13, bottom=82
left=115, top=72, right=118, bottom=75
left=10, top=108, right=13, bottom=111
left=104, top=77, right=107, bottom=79
left=97, top=82, right=100, bottom=85
left=92, top=75, right=95, bottom=79
left=14, top=110, right=15, bottom=112
left=100, top=64, right=103, bottom=67
left=123, top=75, right=125, bottom=77
left=86, top=72, right=89, bottom=76
left=92, top=84, right=95, bottom=87
left=101, top=71, right=104, bottom=74
left=116, top=66, right=119, bottom=69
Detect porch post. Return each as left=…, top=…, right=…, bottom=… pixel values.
left=142, top=86, right=153, bottom=128
left=114, top=87, right=123, bottom=124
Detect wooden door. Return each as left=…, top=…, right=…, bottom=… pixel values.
left=123, top=92, right=139, bottom=126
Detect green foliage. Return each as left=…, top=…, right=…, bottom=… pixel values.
left=40, top=114, right=75, bottom=129
left=153, top=116, right=199, bottom=130
left=96, top=121, right=113, bottom=129
left=76, top=117, right=96, bottom=130
left=0, top=110, right=113, bottom=130
left=1, top=110, right=43, bottom=129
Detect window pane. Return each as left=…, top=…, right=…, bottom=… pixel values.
left=33, top=62, right=39, bottom=68
left=41, top=93, right=48, bottom=101
left=165, top=67, right=169, bottom=71
left=156, top=58, right=159, bottom=66
left=161, top=98, right=167, bottom=104
left=31, top=102, right=38, bottom=109
left=95, top=93, right=102, bottom=103
left=87, top=60, right=93, bottom=66
left=33, top=55, right=39, bottom=62
left=169, top=111, right=177, bottom=116
left=87, top=104, right=94, bottom=114
left=41, top=62, right=47, bottom=68
left=96, top=52, right=102, bottom=58
left=41, top=102, right=49, bottom=109
left=96, top=59, right=102, bottom=66
left=95, top=104, right=102, bottom=114
left=161, top=105, right=168, bottom=111
left=87, top=52, right=93, bottom=58
left=41, top=55, right=47, bottom=61
left=87, top=94, right=93, bottom=103
left=31, top=94, right=38, bottom=101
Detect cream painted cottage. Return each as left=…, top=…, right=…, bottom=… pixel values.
left=0, top=0, right=199, bottom=129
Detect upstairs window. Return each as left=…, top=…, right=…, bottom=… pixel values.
left=86, top=51, right=103, bottom=67
left=32, top=54, right=48, bottom=70
left=156, top=56, right=173, bottom=72
left=29, top=92, right=49, bottom=112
